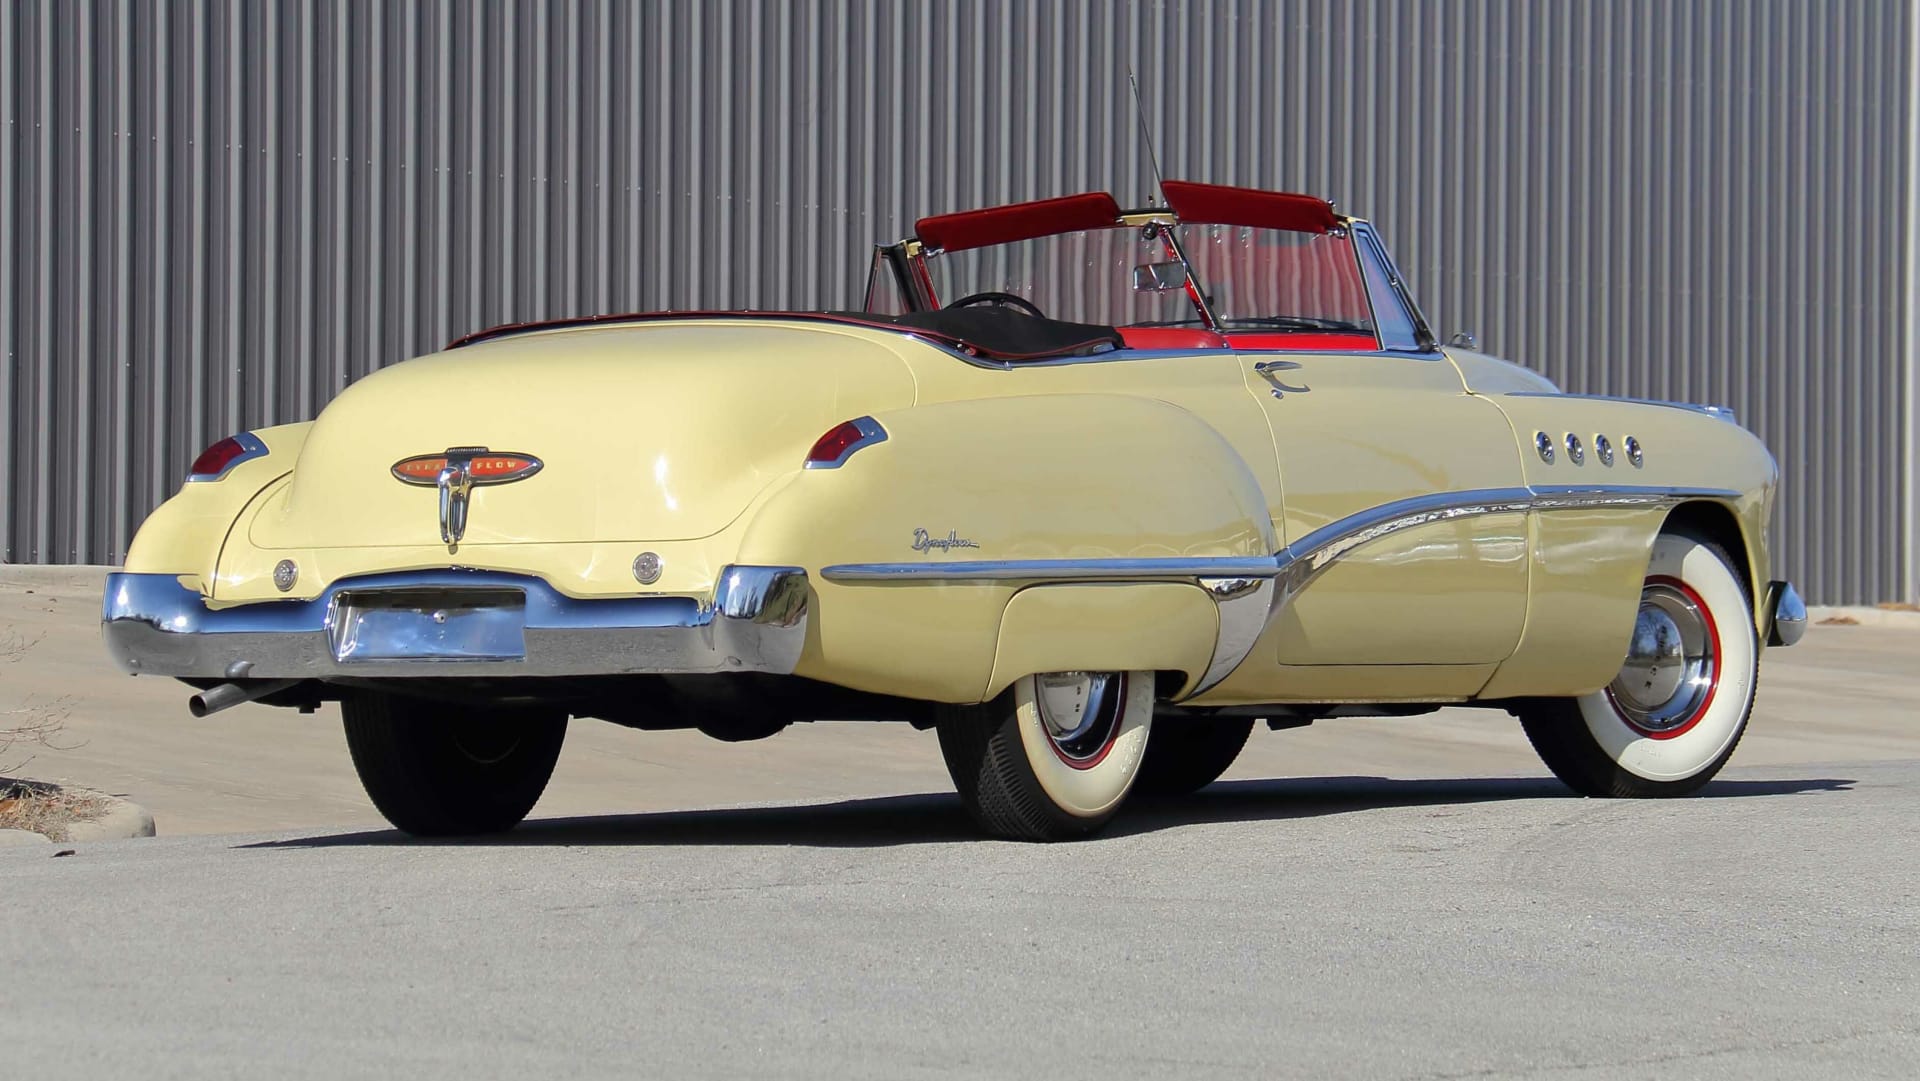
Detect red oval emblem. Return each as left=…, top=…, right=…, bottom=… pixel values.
left=391, top=449, right=542, bottom=487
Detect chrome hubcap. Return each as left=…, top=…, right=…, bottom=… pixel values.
left=1034, top=671, right=1124, bottom=763
left=1608, top=581, right=1717, bottom=733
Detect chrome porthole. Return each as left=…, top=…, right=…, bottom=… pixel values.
left=1033, top=671, right=1127, bottom=767
left=1534, top=431, right=1555, bottom=463
left=273, top=560, right=299, bottom=592
left=1594, top=434, right=1614, bottom=466
left=1625, top=435, right=1644, bottom=467
left=1565, top=432, right=1585, bottom=464
left=1606, top=578, right=1719, bottom=736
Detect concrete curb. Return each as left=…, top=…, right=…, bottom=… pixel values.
left=1, top=785, right=157, bottom=843
left=64, top=796, right=158, bottom=842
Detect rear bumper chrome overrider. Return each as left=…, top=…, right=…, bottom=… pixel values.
left=1766, top=580, right=1806, bottom=647
left=101, top=566, right=810, bottom=680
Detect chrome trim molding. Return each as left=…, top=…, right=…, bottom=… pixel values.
left=101, top=565, right=810, bottom=680
left=1191, top=576, right=1274, bottom=695
left=818, top=556, right=1282, bottom=583
left=1506, top=392, right=1740, bottom=425
left=821, top=486, right=1737, bottom=595
left=823, top=484, right=1745, bottom=697
left=1766, top=580, right=1807, bottom=647
left=1273, top=487, right=1535, bottom=602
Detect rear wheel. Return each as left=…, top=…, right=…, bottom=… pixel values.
left=936, top=671, right=1153, bottom=841
left=1517, top=532, right=1758, bottom=797
left=342, top=692, right=568, bottom=836
left=1135, top=716, right=1255, bottom=797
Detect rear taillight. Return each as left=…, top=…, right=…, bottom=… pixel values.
left=804, top=417, right=888, bottom=469
left=186, top=433, right=267, bottom=482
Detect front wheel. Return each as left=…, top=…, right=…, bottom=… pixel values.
left=1517, top=531, right=1759, bottom=797
left=343, top=692, right=569, bottom=836
left=936, top=671, right=1154, bottom=841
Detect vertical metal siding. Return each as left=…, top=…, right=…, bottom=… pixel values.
left=1, top=0, right=1911, bottom=603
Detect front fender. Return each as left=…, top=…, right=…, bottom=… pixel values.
left=737, top=394, right=1277, bottom=701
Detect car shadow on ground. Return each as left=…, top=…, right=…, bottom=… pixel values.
left=239, top=774, right=1855, bottom=851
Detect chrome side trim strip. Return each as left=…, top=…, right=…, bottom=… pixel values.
left=821, top=486, right=1737, bottom=589
left=1505, top=391, right=1740, bottom=424
left=817, top=556, right=1281, bottom=583
left=1276, top=487, right=1534, bottom=593
left=821, top=484, right=1744, bottom=699
left=1272, top=484, right=1741, bottom=601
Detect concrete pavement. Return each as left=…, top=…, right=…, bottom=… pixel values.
left=3, top=567, right=1919, bottom=1078
left=1, top=763, right=1915, bottom=1079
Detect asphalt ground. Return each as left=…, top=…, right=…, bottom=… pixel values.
left=2, top=567, right=1917, bottom=1078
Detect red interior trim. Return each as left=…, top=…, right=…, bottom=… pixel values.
left=1160, top=180, right=1339, bottom=234
left=1223, top=331, right=1380, bottom=351
left=915, top=192, right=1123, bottom=253
left=1117, top=328, right=1227, bottom=350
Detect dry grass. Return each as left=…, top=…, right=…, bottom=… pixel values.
left=1818, top=615, right=1861, bottom=626
left=0, top=778, right=114, bottom=842
left=2, top=629, right=82, bottom=775
left=1875, top=601, right=1920, bottom=613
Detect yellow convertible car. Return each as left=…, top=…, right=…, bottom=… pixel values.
left=104, top=180, right=1807, bottom=841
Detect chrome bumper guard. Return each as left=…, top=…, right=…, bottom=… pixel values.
left=1766, top=580, right=1806, bottom=647
left=102, top=566, right=810, bottom=679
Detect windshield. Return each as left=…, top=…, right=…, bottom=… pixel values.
left=918, top=224, right=1375, bottom=334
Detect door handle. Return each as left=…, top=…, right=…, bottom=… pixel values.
left=1253, top=360, right=1311, bottom=399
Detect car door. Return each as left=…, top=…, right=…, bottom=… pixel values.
left=1235, top=225, right=1530, bottom=672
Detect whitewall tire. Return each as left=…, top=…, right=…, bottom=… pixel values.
left=936, top=671, right=1154, bottom=840
left=1519, top=531, right=1758, bottom=797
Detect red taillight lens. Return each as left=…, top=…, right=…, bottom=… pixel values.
left=804, top=417, right=887, bottom=469
left=186, top=434, right=264, bottom=481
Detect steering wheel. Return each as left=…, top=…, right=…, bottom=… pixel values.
left=946, top=291, right=1048, bottom=319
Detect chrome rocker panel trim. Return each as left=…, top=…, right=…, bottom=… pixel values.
left=102, top=565, right=810, bottom=680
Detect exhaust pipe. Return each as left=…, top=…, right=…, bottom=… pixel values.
left=188, top=679, right=301, bottom=718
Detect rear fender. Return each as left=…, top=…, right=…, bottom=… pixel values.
left=737, top=394, right=1277, bottom=701
left=122, top=424, right=313, bottom=592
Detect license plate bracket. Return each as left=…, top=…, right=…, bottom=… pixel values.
left=330, top=588, right=528, bottom=663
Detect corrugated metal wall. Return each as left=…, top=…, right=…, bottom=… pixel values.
left=1, top=0, right=1912, bottom=603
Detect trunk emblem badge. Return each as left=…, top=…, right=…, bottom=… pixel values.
left=391, top=448, right=543, bottom=548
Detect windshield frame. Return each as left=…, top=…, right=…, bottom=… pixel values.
left=870, top=209, right=1431, bottom=351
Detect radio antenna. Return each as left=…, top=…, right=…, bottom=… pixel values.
left=1127, top=69, right=1168, bottom=205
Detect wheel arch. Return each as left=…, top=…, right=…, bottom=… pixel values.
left=1660, top=499, right=1758, bottom=611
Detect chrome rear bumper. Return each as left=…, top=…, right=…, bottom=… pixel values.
left=102, top=566, right=809, bottom=679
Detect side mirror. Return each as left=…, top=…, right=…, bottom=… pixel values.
left=1447, top=331, right=1479, bottom=350
left=1132, top=261, right=1188, bottom=293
